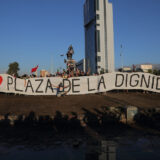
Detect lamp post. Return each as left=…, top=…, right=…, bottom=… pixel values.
left=50, top=55, right=54, bottom=75
left=59, top=54, right=65, bottom=72
left=120, top=44, right=124, bottom=72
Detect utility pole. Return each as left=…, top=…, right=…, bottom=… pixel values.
left=50, top=55, right=54, bottom=75
left=60, top=54, right=64, bottom=72
left=120, top=44, right=124, bottom=72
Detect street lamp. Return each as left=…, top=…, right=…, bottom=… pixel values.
left=120, top=44, right=124, bottom=72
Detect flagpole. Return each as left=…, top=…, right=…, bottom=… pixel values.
left=51, top=55, right=54, bottom=75
left=31, top=65, right=38, bottom=77
left=50, top=56, right=52, bottom=75
left=36, top=65, right=38, bottom=77
left=36, top=70, right=38, bottom=77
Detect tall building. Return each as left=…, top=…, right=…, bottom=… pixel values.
left=84, top=0, right=115, bottom=73
left=76, top=59, right=86, bottom=72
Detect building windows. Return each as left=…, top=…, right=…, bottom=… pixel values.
left=96, top=14, right=100, bottom=20
left=95, top=0, right=99, bottom=10
left=96, top=66, right=101, bottom=69
left=97, top=56, right=101, bottom=62
left=95, top=56, right=101, bottom=62
left=96, top=30, right=101, bottom=52
left=96, top=24, right=100, bottom=26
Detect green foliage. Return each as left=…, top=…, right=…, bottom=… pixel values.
left=153, top=69, right=158, bottom=75
left=148, top=69, right=160, bottom=75
left=7, top=62, right=20, bottom=77
left=148, top=69, right=152, bottom=74
left=105, top=69, right=109, bottom=73
left=100, top=68, right=104, bottom=74
left=136, top=68, right=143, bottom=72
left=118, top=68, right=122, bottom=72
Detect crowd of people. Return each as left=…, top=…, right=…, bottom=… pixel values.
left=53, top=68, right=93, bottom=78
left=21, top=68, right=101, bottom=79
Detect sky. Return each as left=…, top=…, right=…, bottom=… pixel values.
left=0, top=0, right=160, bottom=75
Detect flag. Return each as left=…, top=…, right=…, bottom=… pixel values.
left=31, top=65, right=38, bottom=73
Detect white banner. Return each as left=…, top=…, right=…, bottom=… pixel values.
left=0, top=72, right=160, bottom=95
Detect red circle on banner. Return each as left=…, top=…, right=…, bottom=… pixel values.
left=0, top=76, right=3, bottom=86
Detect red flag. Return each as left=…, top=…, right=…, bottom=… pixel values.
left=31, top=65, right=38, bottom=73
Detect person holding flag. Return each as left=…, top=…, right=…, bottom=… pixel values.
left=31, top=65, right=39, bottom=77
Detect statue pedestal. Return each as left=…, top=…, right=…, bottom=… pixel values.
left=66, top=59, right=76, bottom=72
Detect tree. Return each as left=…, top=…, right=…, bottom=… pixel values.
left=136, top=68, right=143, bottom=72
left=105, top=69, right=109, bottom=73
left=118, top=68, right=123, bottom=72
left=153, top=69, right=158, bottom=75
left=152, top=69, right=160, bottom=75
left=148, top=69, right=152, bottom=74
left=7, top=62, right=20, bottom=77
left=100, top=68, right=104, bottom=74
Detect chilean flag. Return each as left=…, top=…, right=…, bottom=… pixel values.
left=31, top=65, right=39, bottom=73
